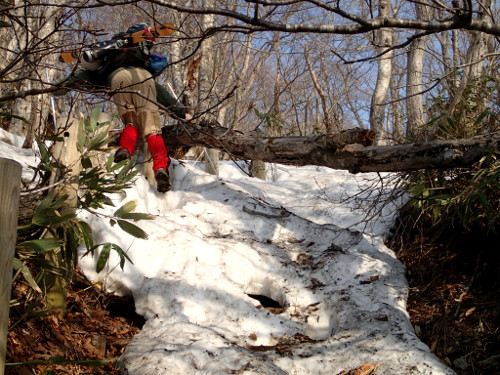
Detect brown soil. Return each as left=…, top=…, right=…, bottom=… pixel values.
left=6, top=269, right=144, bottom=375
left=6, top=216, right=500, bottom=375
left=390, top=212, right=500, bottom=375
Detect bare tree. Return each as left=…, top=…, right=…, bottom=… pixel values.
left=1, top=0, right=498, bottom=154
left=405, top=1, right=431, bottom=139
left=446, top=0, right=494, bottom=121
left=4, top=0, right=66, bottom=144
left=139, top=0, right=500, bottom=36
left=198, top=0, right=219, bottom=175
left=369, top=0, right=394, bottom=145
left=304, top=47, right=335, bottom=133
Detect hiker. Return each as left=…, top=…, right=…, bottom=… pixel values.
left=55, top=23, right=192, bottom=193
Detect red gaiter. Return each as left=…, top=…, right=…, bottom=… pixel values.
left=147, top=134, right=170, bottom=171
left=119, top=125, right=139, bottom=155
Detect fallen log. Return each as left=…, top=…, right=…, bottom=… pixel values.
left=337, top=134, right=499, bottom=172
left=162, top=124, right=499, bottom=173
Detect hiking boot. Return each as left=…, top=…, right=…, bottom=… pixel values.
left=155, top=168, right=171, bottom=193
left=113, top=148, right=130, bottom=163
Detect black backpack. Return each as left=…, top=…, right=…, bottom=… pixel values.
left=80, top=23, right=168, bottom=77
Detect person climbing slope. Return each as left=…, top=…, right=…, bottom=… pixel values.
left=55, top=23, right=192, bottom=193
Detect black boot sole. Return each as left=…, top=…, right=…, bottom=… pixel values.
left=155, top=172, right=171, bottom=193
left=114, top=148, right=130, bottom=163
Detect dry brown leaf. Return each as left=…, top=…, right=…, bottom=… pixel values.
left=430, top=338, right=438, bottom=352
left=465, top=307, right=476, bottom=317
left=336, top=362, right=382, bottom=375
left=185, top=55, right=202, bottom=90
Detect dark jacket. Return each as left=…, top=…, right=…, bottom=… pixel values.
left=54, top=46, right=187, bottom=119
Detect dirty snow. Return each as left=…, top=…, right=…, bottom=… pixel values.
left=0, top=127, right=455, bottom=374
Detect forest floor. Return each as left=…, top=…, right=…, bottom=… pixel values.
left=390, top=211, right=500, bottom=375
left=5, top=213, right=500, bottom=375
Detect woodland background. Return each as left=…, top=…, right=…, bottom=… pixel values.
left=0, top=0, right=499, bottom=374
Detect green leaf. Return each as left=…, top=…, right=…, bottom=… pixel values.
left=106, top=153, right=115, bottom=171
left=445, top=117, right=457, bottom=131
left=411, top=183, right=425, bottom=197
left=429, top=193, right=452, bottom=204
left=35, top=191, right=57, bottom=213
left=474, top=192, right=490, bottom=208
left=114, top=200, right=138, bottom=217
left=86, top=124, right=112, bottom=151
left=96, top=243, right=111, bottom=273
left=17, top=238, right=60, bottom=253
left=33, top=211, right=75, bottom=227
left=119, top=212, right=155, bottom=221
left=65, top=225, right=80, bottom=267
left=474, top=109, right=490, bottom=127
left=0, top=111, right=29, bottom=122
left=79, top=167, right=99, bottom=182
left=76, top=220, right=94, bottom=250
left=117, top=220, right=148, bottom=239
left=13, top=258, right=42, bottom=293
left=33, top=192, right=73, bottom=226
left=35, top=134, right=51, bottom=163
left=81, top=156, right=93, bottom=169
left=437, top=122, right=450, bottom=135
left=111, top=243, right=133, bottom=270
left=116, top=157, right=136, bottom=180
left=88, top=106, right=101, bottom=133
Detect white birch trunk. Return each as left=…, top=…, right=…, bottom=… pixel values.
left=369, top=0, right=394, bottom=145
left=390, top=72, right=403, bottom=143
left=9, top=1, right=62, bottom=143
left=198, top=0, right=219, bottom=175
left=406, top=2, right=430, bottom=138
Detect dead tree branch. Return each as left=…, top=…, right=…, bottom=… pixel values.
left=162, top=123, right=499, bottom=173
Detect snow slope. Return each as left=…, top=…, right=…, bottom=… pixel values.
left=0, top=128, right=455, bottom=374
left=77, top=160, right=454, bottom=375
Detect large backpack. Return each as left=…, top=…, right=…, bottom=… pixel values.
left=79, top=23, right=168, bottom=77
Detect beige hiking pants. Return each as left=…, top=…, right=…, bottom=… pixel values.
left=110, top=67, right=161, bottom=137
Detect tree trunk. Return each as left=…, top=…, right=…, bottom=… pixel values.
left=162, top=124, right=498, bottom=173
left=304, top=49, right=333, bottom=134
left=249, top=129, right=266, bottom=180
left=390, top=68, right=403, bottom=143
left=406, top=37, right=427, bottom=137
left=369, top=0, right=394, bottom=145
left=198, top=0, right=219, bottom=175
left=406, top=1, right=430, bottom=139
left=446, top=0, right=492, bottom=123
left=0, top=159, right=21, bottom=375
left=44, top=117, right=81, bottom=312
left=8, top=1, right=61, bottom=143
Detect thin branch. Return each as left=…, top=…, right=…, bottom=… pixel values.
left=20, top=177, right=66, bottom=196
left=137, top=0, right=500, bottom=36
left=332, top=29, right=437, bottom=64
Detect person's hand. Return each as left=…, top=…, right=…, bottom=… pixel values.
left=184, top=113, right=193, bottom=121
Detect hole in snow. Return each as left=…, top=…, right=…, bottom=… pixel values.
left=105, top=294, right=145, bottom=329
left=247, top=294, right=284, bottom=314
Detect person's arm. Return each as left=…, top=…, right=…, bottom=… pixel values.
left=155, top=82, right=189, bottom=120
left=52, top=70, right=103, bottom=96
